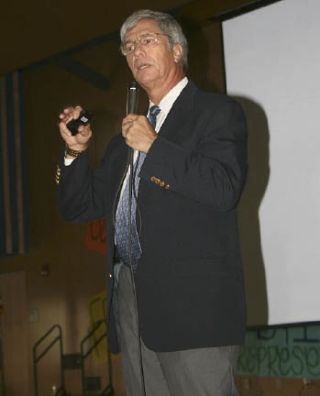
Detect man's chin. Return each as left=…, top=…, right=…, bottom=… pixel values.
left=133, top=70, right=157, bottom=86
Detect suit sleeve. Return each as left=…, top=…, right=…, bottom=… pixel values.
left=140, top=97, right=247, bottom=211
left=56, top=137, right=117, bottom=223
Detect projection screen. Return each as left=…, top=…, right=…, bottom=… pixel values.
left=223, top=0, right=320, bottom=326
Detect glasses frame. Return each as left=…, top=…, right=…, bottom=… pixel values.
left=121, top=32, right=170, bottom=56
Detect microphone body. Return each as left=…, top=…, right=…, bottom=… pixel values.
left=125, top=81, right=147, bottom=396
left=126, top=81, right=139, bottom=166
left=126, top=81, right=139, bottom=115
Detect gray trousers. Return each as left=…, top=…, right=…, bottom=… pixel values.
left=116, top=264, right=240, bottom=396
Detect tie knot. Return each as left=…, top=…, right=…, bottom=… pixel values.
left=148, top=105, right=161, bottom=128
left=149, top=105, right=160, bottom=117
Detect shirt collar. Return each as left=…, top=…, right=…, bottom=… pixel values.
left=148, top=77, right=188, bottom=115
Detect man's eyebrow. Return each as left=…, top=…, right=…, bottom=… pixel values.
left=124, top=31, right=152, bottom=41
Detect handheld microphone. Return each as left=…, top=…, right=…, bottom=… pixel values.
left=126, top=81, right=139, bottom=165
left=125, top=81, right=147, bottom=396
left=126, top=81, right=139, bottom=115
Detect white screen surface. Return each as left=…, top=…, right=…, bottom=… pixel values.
left=223, top=0, right=320, bottom=326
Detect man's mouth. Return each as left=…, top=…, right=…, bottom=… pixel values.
left=136, top=63, right=151, bottom=71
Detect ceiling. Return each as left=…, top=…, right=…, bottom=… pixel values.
left=0, top=0, right=265, bottom=75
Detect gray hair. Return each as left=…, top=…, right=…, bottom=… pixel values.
left=120, top=9, right=188, bottom=70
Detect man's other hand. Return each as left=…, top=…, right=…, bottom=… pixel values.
left=58, top=105, right=92, bottom=152
left=122, top=114, right=157, bottom=153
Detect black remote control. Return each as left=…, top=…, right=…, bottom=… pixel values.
left=67, top=110, right=92, bottom=135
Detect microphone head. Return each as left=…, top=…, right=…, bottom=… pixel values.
left=128, top=81, right=139, bottom=90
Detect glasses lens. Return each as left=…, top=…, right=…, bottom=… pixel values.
left=122, top=33, right=164, bottom=55
left=123, top=42, right=134, bottom=54
left=140, top=33, right=157, bottom=46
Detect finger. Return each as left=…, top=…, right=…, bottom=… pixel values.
left=122, top=115, right=135, bottom=124
left=62, top=105, right=82, bottom=121
left=59, top=108, right=74, bottom=125
left=59, top=121, right=72, bottom=137
left=123, top=114, right=138, bottom=124
left=73, top=106, right=82, bottom=119
left=63, top=107, right=74, bottom=116
left=59, top=110, right=71, bottom=122
left=122, top=125, right=129, bottom=138
left=122, top=117, right=136, bottom=133
left=78, top=124, right=91, bottom=136
left=122, top=121, right=134, bottom=132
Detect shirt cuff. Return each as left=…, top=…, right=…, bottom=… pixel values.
left=64, top=156, right=75, bottom=166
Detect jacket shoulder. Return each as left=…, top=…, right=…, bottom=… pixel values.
left=195, top=88, right=242, bottom=111
left=183, top=81, right=243, bottom=114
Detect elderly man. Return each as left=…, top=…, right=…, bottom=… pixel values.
left=57, top=9, right=247, bottom=396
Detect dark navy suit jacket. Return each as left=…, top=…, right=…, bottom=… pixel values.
left=57, top=81, right=248, bottom=353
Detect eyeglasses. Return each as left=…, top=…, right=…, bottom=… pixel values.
left=121, top=32, right=170, bottom=56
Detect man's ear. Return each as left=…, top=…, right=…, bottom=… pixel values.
left=173, top=44, right=183, bottom=63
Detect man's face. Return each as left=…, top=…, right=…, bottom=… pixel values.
left=124, top=19, right=182, bottom=91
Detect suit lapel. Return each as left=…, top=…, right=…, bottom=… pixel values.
left=157, top=80, right=198, bottom=143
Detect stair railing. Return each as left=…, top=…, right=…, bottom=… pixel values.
left=80, top=320, right=113, bottom=396
left=33, top=324, right=65, bottom=396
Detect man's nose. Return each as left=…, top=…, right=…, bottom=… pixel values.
left=133, top=42, right=146, bottom=56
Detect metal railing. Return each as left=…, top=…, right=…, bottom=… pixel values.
left=33, top=325, right=65, bottom=396
left=80, top=320, right=114, bottom=396
left=33, top=321, right=113, bottom=395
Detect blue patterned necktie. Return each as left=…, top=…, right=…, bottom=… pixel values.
left=115, top=105, right=161, bottom=270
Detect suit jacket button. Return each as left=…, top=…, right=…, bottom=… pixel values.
left=55, top=165, right=61, bottom=184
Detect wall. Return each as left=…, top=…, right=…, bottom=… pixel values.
left=0, top=272, right=29, bottom=396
